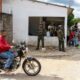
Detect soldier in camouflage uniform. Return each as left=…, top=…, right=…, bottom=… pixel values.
left=36, top=22, right=45, bottom=50
left=57, top=25, right=65, bottom=52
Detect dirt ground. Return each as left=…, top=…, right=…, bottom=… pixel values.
left=0, top=47, right=80, bottom=80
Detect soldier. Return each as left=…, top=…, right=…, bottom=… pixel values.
left=36, top=22, right=45, bottom=50
left=57, top=25, right=65, bottom=52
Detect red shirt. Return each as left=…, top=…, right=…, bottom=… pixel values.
left=69, top=32, right=75, bottom=40
left=0, top=35, right=11, bottom=53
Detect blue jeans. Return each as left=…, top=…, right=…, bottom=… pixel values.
left=73, top=38, right=78, bottom=46
left=0, top=51, right=15, bottom=69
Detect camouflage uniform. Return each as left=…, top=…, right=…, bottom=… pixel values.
left=57, top=28, right=65, bottom=51
left=36, top=22, right=45, bottom=50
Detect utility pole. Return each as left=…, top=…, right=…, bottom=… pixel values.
left=68, top=0, right=73, bottom=15
left=69, top=0, right=72, bottom=7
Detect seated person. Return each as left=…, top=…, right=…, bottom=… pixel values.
left=0, top=30, right=15, bottom=72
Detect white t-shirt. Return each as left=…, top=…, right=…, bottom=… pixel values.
left=48, top=25, right=52, bottom=29
left=46, top=31, right=50, bottom=37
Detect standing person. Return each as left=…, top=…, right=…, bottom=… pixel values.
left=57, top=25, right=65, bottom=52
left=48, top=24, right=52, bottom=31
left=46, top=29, right=50, bottom=37
left=73, top=30, right=78, bottom=47
left=78, top=31, right=80, bottom=46
left=0, top=30, right=14, bottom=72
left=69, top=30, right=75, bottom=46
left=74, top=23, right=78, bottom=31
left=36, top=22, right=45, bottom=50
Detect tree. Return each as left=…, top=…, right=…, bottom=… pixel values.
left=73, top=18, right=80, bottom=24
left=67, top=13, right=74, bottom=27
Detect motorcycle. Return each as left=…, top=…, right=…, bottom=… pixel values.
left=0, top=42, right=41, bottom=76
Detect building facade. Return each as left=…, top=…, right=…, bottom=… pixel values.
left=2, top=0, right=68, bottom=47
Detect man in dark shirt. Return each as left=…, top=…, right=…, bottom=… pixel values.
left=57, top=25, right=65, bottom=52
left=36, top=22, right=45, bottom=50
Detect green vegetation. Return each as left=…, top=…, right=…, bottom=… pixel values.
left=68, top=13, right=74, bottom=27
left=68, top=13, right=80, bottom=28
left=73, top=18, right=80, bottom=24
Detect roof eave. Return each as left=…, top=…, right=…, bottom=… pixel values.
left=29, top=0, right=67, bottom=8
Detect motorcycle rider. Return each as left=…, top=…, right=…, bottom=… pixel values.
left=0, top=30, right=14, bottom=72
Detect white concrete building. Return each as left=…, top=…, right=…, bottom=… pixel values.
left=2, top=0, right=69, bottom=47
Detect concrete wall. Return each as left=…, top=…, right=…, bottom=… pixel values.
left=2, top=14, right=13, bottom=43
left=0, top=20, right=2, bottom=31
left=28, top=36, right=58, bottom=47
left=0, top=0, right=2, bottom=31
left=2, top=0, right=13, bottom=14
left=2, top=0, right=68, bottom=46
left=0, top=0, right=2, bottom=14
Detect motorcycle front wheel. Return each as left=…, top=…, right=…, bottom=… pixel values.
left=22, top=58, right=41, bottom=76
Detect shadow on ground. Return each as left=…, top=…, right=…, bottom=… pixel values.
left=37, top=54, right=80, bottom=61
left=0, top=73, right=63, bottom=80
left=28, top=46, right=80, bottom=61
